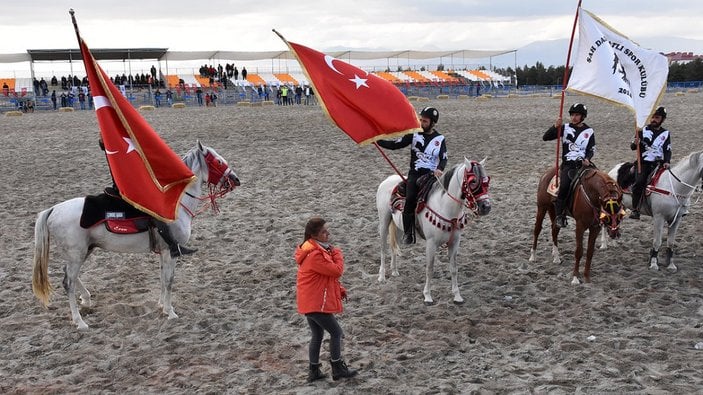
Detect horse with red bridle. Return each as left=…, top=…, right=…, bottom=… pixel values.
left=32, top=142, right=239, bottom=330
left=377, top=157, right=491, bottom=304
left=528, top=166, right=625, bottom=284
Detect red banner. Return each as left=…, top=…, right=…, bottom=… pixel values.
left=285, top=39, right=421, bottom=145
left=75, top=33, right=195, bottom=221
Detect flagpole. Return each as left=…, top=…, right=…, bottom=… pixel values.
left=555, top=0, right=583, bottom=187
left=374, top=142, right=406, bottom=181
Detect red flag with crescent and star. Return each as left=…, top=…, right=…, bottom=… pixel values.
left=276, top=32, right=421, bottom=145
left=71, top=11, right=195, bottom=222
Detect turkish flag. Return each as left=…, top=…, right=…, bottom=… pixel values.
left=285, top=40, right=421, bottom=145
left=76, top=36, right=195, bottom=221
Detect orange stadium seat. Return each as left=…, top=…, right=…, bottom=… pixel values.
left=469, top=70, right=491, bottom=80
left=374, top=72, right=401, bottom=83
left=246, top=74, right=266, bottom=86
left=165, top=75, right=180, bottom=88
left=194, top=75, right=211, bottom=87
left=430, top=71, right=458, bottom=82
left=403, top=71, right=430, bottom=82
left=274, top=73, right=298, bottom=85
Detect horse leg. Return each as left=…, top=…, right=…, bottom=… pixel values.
left=665, top=216, right=683, bottom=273
left=75, top=277, right=92, bottom=307
left=378, top=213, right=389, bottom=282
left=448, top=238, right=464, bottom=304
left=571, top=224, right=586, bottom=285
left=583, top=226, right=601, bottom=284
left=599, top=224, right=609, bottom=250
left=389, top=219, right=400, bottom=277
left=62, top=258, right=88, bottom=330
left=528, top=206, right=546, bottom=264
left=649, top=216, right=666, bottom=271
left=159, top=252, right=179, bottom=319
left=423, top=241, right=438, bottom=305
left=550, top=217, right=562, bottom=265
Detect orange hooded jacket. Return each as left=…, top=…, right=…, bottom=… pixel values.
left=295, top=239, right=346, bottom=314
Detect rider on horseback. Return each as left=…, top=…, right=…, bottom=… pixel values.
left=377, top=107, right=447, bottom=244
left=99, top=139, right=197, bottom=258
left=629, top=106, right=671, bottom=219
left=543, top=103, right=596, bottom=228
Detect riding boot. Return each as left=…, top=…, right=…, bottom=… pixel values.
left=330, top=359, right=358, bottom=381
left=554, top=199, right=567, bottom=228
left=402, top=213, right=415, bottom=245
left=307, top=363, right=327, bottom=382
left=154, top=221, right=197, bottom=258
left=630, top=190, right=642, bottom=219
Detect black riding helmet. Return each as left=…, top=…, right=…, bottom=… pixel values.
left=653, top=106, right=667, bottom=119
left=568, top=103, right=588, bottom=119
left=420, top=107, right=439, bottom=124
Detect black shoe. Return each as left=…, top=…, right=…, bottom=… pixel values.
left=402, top=232, right=415, bottom=245
left=555, top=215, right=567, bottom=228
left=170, top=244, right=198, bottom=258
left=330, top=359, right=358, bottom=381
left=629, top=210, right=640, bottom=220
left=307, top=363, right=327, bottom=382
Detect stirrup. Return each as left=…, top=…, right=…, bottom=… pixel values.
left=629, top=210, right=640, bottom=220
left=555, top=215, right=567, bottom=228
left=170, top=244, right=198, bottom=258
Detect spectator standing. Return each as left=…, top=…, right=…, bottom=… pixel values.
left=50, top=90, right=57, bottom=110
left=154, top=89, right=162, bottom=107
left=233, top=67, right=239, bottom=81
left=241, top=67, right=248, bottom=81
left=165, top=88, right=173, bottom=106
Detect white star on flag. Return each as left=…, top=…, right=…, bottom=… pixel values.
left=124, top=137, right=136, bottom=153
left=349, top=74, right=369, bottom=89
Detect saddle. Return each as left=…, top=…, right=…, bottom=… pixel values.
left=547, top=166, right=595, bottom=216
left=390, top=174, right=437, bottom=213
left=80, top=192, right=152, bottom=234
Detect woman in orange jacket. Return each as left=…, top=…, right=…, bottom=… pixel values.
left=295, top=217, right=358, bottom=382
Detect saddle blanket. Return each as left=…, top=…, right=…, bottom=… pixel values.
left=80, top=193, right=151, bottom=234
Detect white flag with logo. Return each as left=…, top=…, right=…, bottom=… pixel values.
left=567, top=8, right=669, bottom=128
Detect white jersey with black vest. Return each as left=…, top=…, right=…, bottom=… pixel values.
left=412, top=132, right=446, bottom=172
left=562, top=123, right=595, bottom=162
left=641, top=126, right=670, bottom=162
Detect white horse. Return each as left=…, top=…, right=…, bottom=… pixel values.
left=32, top=142, right=240, bottom=330
left=601, top=150, right=703, bottom=271
left=376, top=157, right=492, bottom=305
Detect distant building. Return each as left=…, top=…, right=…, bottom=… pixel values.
left=665, top=52, right=703, bottom=64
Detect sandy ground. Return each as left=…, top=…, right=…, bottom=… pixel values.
left=1, top=94, right=702, bottom=394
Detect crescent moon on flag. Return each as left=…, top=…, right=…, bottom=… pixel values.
left=324, top=55, right=343, bottom=75
left=105, top=149, right=119, bottom=155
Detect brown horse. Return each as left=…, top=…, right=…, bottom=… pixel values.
left=528, top=166, right=625, bottom=284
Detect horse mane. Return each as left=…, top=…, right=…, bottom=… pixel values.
left=182, top=146, right=204, bottom=176
left=430, top=163, right=461, bottom=196
left=616, top=161, right=636, bottom=189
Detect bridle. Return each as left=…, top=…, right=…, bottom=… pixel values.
left=598, top=194, right=625, bottom=233
left=182, top=150, right=238, bottom=217
left=461, top=162, right=491, bottom=215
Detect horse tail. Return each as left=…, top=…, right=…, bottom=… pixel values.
left=388, top=219, right=400, bottom=257
left=32, top=208, right=54, bottom=307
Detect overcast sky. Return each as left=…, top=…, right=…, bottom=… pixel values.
left=3, top=0, right=702, bottom=53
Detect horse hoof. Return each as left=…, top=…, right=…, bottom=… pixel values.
left=570, top=277, right=580, bottom=285
left=424, top=300, right=435, bottom=306
left=453, top=299, right=465, bottom=305
left=76, top=322, right=89, bottom=331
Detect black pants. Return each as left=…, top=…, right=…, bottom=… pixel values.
left=404, top=170, right=430, bottom=215
left=306, top=313, right=343, bottom=363
left=632, top=161, right=659, bottom=209
left=557, top=161, right=580, bottom=202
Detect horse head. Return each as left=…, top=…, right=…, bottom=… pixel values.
left=593, top=172, right=625, bottom=239
left=461, top=157, right=491, bottom=216
left=185, top=141, right=240, bottom=197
